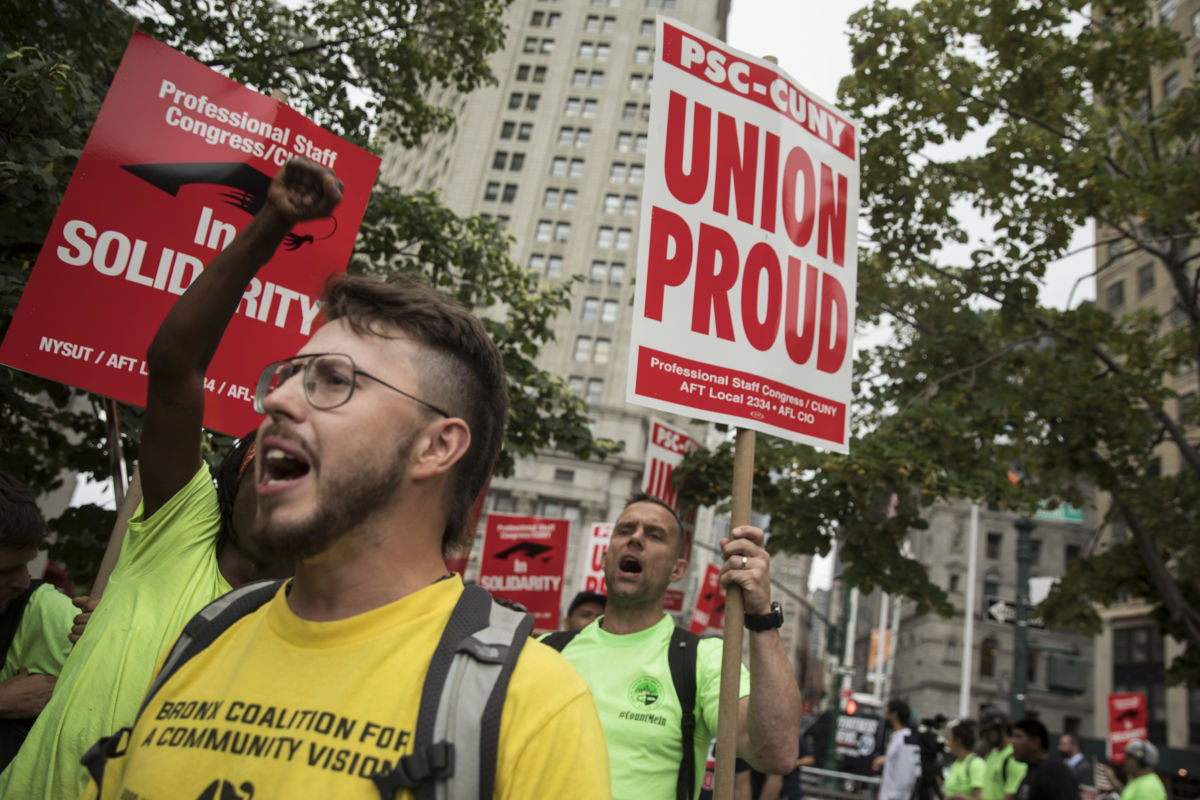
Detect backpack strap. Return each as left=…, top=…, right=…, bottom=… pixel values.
left=540, top=629, right=577, bottom=652
left=368, top=584, right=532, bottom=800
left=80, top=579, right=282, bottom=791
left=667, top=626, right=699, bottom=800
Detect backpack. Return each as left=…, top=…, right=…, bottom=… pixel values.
left=910, top=727, right=944, bottom=800
left=81, top=580, right=533, bottom=800
left=543, top=626, right=698, bottom=800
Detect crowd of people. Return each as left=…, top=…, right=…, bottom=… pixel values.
left=0, top=158, right=1177, bottom=799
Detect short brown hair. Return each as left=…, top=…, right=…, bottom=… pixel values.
left=322, top=274, right=508, bottom=553
left=0, top=471, right=48, bottom=549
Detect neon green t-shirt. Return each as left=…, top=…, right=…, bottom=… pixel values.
left=983, top=744, right=1027, bottom=800
left=0, top=582, right=75, bottom=681
left=945, top=753, right=986, bottom=799
left=1121, top=772, right=1166, bottom=800
left=553, top=614, right=751, bottom=800
left=0, top=465, right=232, bottom=800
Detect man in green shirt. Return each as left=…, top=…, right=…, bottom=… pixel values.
left=0, top=471, right=76, bottom=768
left=554, top=494, right=802, bottom=799
left=1119, top=740, right=1165, bottom=800
left=981, top=711, right=1027, bottom=800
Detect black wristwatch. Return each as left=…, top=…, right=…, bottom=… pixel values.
left=744, top=601, right=783, bottom=632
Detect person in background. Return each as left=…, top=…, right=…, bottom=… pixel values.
left=1010, top=718, right=1079, bottom=800
left=563, top=589, right=606, bottom=632
left=1117, top=740, right=1164, bottom=800
left=0, top=471, right=76, bottom=769
left=1057, top=733, right=1091, bottom=788
left=945, top=720, right=986, bottom=800
left=873, top=699, right=922, bottom=800
left=981, top=711, right=1027, bottom=800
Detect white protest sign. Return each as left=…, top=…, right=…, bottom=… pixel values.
left=626, top=18, right=860, bottom=452
left=580, top=522, right=612, bottom=593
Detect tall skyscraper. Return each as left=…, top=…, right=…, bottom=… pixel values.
left=380, top=0, right=749, bottom=622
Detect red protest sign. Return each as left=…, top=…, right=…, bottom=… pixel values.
left=477, top=513, right=568, bottom=632
left=626, top=19, right=860, bottom=452
left=580, top=523, right=612, bottom=594
left=688, top=562, right=726, bottom=634
left=0, top=33, right=380, bottom=437
left=1107, top=693, right=1148, bottom=764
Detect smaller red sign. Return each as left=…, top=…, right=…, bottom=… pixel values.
left=1107, top=693, right=1148, bottom=765
left=663, top=589, right=684, bottom=613
left=581, top=523, right=612, bottom=594
left=688, top=563, right=726, bottom=634
left=477, top=514, right=568, bottom=632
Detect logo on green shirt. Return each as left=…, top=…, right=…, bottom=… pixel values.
left=628, top=676, right=664, bottom=709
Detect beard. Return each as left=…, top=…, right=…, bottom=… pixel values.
left=253, top=432, right=416, bottom=562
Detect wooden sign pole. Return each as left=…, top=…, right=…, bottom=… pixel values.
left=713, top=426, right=755, bottom=800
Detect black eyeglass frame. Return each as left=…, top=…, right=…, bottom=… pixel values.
left=253, top=353, right=450, bottom=418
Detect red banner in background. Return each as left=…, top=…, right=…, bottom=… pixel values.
left=477, top=514, right=568, bottom=632
left=0, top=33, right=380, bottom=437
left=580, top=523, right=612, bottom=594
left=688, top=563, right=726, bottom=634
left=1107, top=693, right=1147, bottom=765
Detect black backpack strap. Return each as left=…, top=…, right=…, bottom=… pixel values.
left=540, top=629, right=577, bottom=652
left=668, top=626, right=699, bottom=800
left=0, top=580, right=44, bottom=663
left=80, top=579, right=282, bottom=791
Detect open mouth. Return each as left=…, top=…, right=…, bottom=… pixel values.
left=618, top=554, right=643, bottom=574
left=261, top=440, right=311, bottom=486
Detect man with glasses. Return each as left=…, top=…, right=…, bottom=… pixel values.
left=0, top=161, right=327, bottom=799
left=78, top=158, right=609, bottom=799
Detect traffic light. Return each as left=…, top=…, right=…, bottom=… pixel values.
left=845, top=699, right=858, bottom=715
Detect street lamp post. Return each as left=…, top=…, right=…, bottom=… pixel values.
left=1010, top=516, right=1034, bottom=720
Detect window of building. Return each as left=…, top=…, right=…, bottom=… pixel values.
left=492, top=151, right=508, bottom=169
left=1158, top=0, right=1176, bottom=23
left=575, top=128, right=591, bottom=148
left=635, top=46, right=652, bottom=64
left=645, top=0, right=676, bottom=7
left=1148, top=456, right=1162, bottom=477
left=523, top=37, right=538, bottom=53
left=601, top=299, right=619, bottom=323
left=551, top=157, right=567, bottom=176
left=1180, top=391, right=1197, bottom=422
left=500, top=121, right=516, bottom=139
left=558, top=126, right=574, bottom=147
left=525, top=93, right=540, bottom=111
left=593, top=338, right=612, bottom=364
left=1193, top=9, right=1200, bottom=36
left=1138, top=263, right=1155, bottom=295
left=1163, top=71, right=1181, bottom=100
left=1114, top=625, right=1168, bottom=742
left=579, top=41, right=595, bottom=59
left=535, top=220, right=552, bottom=242
left=596, top=43, right=611, bottom=60
left=568, top=375, right=584, bottom=396
left=586, top=379, right=604, bottom=404
left=492, top=494, right=515, bottom=513
left=589, top=71, right=605, bottom=88
left=582, top=297, right=600, bottom=322
left=986, top=532, right=1002, bottom=559
left=596, top=226, right=614, bottom=248
left=530, top=10, right=545, bottom=25
left=1190, top=688, right=1200, bottom=745
left=483, top=182, right=500, bottom=201
left=980, top=637, right=997, bottom=677
left=617, top=132, right=633, bottom=152
left=640, top=19, right=655, bottom=37
left=540, top=38, right=554, bottom=54
left=582, top=99, right=598, bottom=118
left=509, top=153, right=525, bottom=171
left=507, top=93, right=523, bottom=110
left=615, top=228, right=632, bottom=250
left=622, top=195, right=639, bottom=215
left=1107, top=280, right=1125, bottom=311
left=546, top=255, right=562, bottom=280
left=573, top=69, right=588, bottom=87
left=1029, top=538, right=1042, bottom=566
left=1065, top=544, right=1080, bottom=567
left=585, top=14, right=600, bottom=31
left=629, top=73, right=645, bottom=91
left=609, top=162, right=627, bottom=182
left=538, top=499, right=580, bottom=528
left=569, top=158, right=585, bottom=179
left=516, top=64, right=531, bottom=81
left=528, top=253, right=545, bottom=275
left=635, top=133, right=648, bottom=154
left=590, top=260, right=607, bottom=282
left=501, top=184, right=517, bottom=203
left=573, top=336, right=592, bottom=361
left=554, top=221, right=570, bottom=242
left=547, top=11, right=561, bottom=28
left=561, top=189, right=577, bottom=210
left=949, top=574, right=960, bottom=592
left=623, top=102, right=638, bottom=120
left=532, top=66, right=547, bottom=84
left=565, top=97, right=581, bottom=117
left=629, top=164, right=644, bottom=184
left=604, top=194, right=620, bottom=214
left=983, top=579, right=999, bottom=601
left=554, top=468, right=574, bottom=483
left=609, top=262, right=626, bottom=284
left=602, top=16, right=616, bottom=33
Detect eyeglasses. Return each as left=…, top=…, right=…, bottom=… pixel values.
left=254, top=353, right=449, bottom=418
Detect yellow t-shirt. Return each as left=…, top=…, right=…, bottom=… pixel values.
left=83, top=577, right=610, bottom=799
